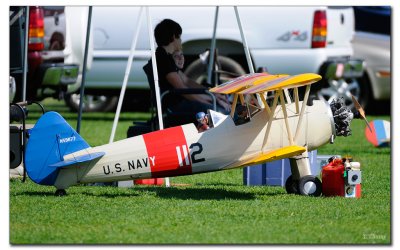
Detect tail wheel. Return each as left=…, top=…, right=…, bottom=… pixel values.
left=298, top=175, right=322, bottom=197
left=55, top=189, right=67, bottom=196
left=285, top=175, right=299, bottom=194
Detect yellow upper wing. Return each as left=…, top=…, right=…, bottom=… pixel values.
left=209, top=73, right=288, bottom=94
left=239, top=73, right=321, bottom=94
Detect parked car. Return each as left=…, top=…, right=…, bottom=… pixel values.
left=352, top=6, right=391, bottom=111
left=9, top=6, right=83, bottom=103
left=65, top=6, right=364, bottom=112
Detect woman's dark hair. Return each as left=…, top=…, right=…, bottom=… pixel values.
left=154, top=19, right=182, bottom=46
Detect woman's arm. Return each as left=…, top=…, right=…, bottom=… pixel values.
left=165, top=71, right=213, bottom=104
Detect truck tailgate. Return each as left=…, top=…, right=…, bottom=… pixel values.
left=326, top=7, right=354, bottom=48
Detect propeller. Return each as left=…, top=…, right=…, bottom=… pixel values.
left=351, top=95, right=372, bottom=132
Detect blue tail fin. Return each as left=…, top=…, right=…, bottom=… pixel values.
left=25, top=112, right=91, bottom=185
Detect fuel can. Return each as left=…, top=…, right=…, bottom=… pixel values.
left=322, top=159, right=345, bottom=196
left=321, top=158, right=361, bottom=198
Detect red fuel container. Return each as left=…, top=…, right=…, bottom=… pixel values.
left=322, top=159, right=345, bottom=196
left=134, top=178, right=164, bottom=186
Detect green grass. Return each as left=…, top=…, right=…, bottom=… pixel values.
left=9, top=99, right=391, bottom=244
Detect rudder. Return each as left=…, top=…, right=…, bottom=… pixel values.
left=25, top=112, right=90, bottom=185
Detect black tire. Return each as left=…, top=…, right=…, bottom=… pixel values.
left=285, top=175, right=299, bottom=194
left=184, top=56, right=246, bottom=85
left=315, top=77, right=366, bottom=111
left=298, top=175, right=322, bottom=197
left=64, top=92, right=119, bottom=112
left=55, top=189, right=67, bottom=196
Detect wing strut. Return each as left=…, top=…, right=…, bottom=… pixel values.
left=279, top=89, right=294, bottom=145
left=294, top=87, right=300, bottom=114
left=259, top=93, right=271, bottom=116
left=284, top=89, right=292, bottom=104
left=294, top=84, right=311, bottom=142
left=262, top=92, right=280, bottom=151
left=230, top=94, right=239, bottom=117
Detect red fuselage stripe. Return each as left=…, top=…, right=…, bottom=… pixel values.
left=143, top=126, right=192, bottom=178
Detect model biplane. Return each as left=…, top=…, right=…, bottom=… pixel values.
left=25, top=72, right=367, bottom=196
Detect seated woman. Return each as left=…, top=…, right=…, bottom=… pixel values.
left=154, top=19, right=231, bottom=119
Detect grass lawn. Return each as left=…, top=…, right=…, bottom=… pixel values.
left=9, top=99, right=391, bottom=244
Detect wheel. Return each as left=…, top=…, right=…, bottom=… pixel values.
left=184, top=56, right=246, bottom=85
left=298, top=175, right=322, bottom=197
left=9, top=76, right=16, bottom=102
left=315, top=77, right=366, bottom=110
left=285, top=175, right=299, bottom=194
left=64, top=92, right=119, bottom=112
left=55, top=189, right=67, bottom=196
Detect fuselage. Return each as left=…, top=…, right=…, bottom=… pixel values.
left=54, top=100, right=335, bottom=189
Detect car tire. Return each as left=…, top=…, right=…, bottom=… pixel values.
left=64, top=92, right=119, bottom=112
left=184, top=56, right=246, bottom=85
left=315, top=77, right=368, bottom=110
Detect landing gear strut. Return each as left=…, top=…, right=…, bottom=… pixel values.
left=287, top=151, right=322, bottom=197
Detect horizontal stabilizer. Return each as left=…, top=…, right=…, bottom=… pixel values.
left=50, top=152, right=105, bottom=168
left=242, top=145, right=306, bottom=166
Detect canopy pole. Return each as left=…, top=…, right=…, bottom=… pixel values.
left=109, top=7, right=144, bottom=143
left=146, top=7, right=169, bottom=187
left=77, top=6, right=92, bottom=133
left=147, top=7, right=164, bottom=131
left=207, top=6, right=219, bottom=84
left=22, top=6, right=29, bottom=102
left=234, top=6, right=254, bottom=74
left=234, top=6, right=264, bottom=109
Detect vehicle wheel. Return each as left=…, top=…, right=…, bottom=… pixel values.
left=65, top=93, right=119, bottom=112
left=285, top=175, right=299, bottom=194
left=55, top=189, right=67, bottom=196
left=298, top=175, right=322, bottom=197
left=316, top=77, right=367, bottom=110
left=184, top=56, right=246, bottom=85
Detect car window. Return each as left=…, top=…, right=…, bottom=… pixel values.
left=354, top=6, right=391, bottom=35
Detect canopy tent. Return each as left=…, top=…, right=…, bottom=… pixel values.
left=77, top=6, right=256, bottom=187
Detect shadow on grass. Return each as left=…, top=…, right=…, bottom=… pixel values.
left=13, top=190, right=58, bottom=197
left=132, top=186, right=284, bottom=200
left=13, top=189, right=141, bottom=198
left=12, top=183, right=284, bottom=200
left=79, top=190, right=140, bottom=198
left=134, top=186, right=256, bottom=200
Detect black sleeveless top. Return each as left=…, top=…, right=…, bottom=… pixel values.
left=155, top=47, right=183, bottom=108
